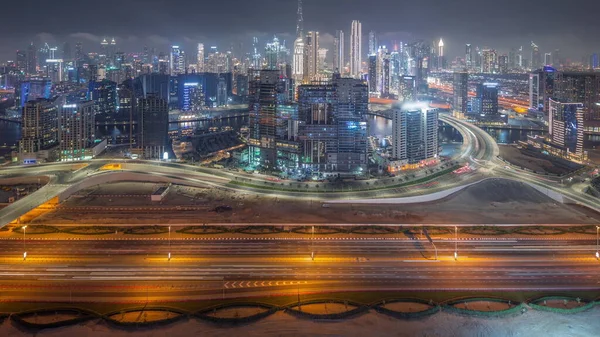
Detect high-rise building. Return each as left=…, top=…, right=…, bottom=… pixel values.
left=529, top=66, right=556, bottom=111
left=293, top=37, right=305, bottom=82
left=170, top=45, right=184, bottom=75
left=438, top=38, right=444, bottom=70
left=368, top=54, right=377, bottom=94
left=303, top=31, right=319, bottom=82
left=350, top=20, right=362, bottom=78
left=16, top=50, right=27, bottom=74
left=58, top=101, right=96, bottom=161
left=27, top=43, right=37, bottom=75
left=453, top=71, right=468, bottom=117
left=62, top=42, right=72, bottom=61
left=17, top=79, right=52, bottom=108
left=554, top=71, right=600, bottom=120
left=88, top=79, right=117, bottom=116
left=297, top=75, right=368, bottom=174
left=139, top=94, right=169, bottom=159
left=197, top=43, right=204, bottom=72
left=391, top=102, right=439, bottom=165
left=248, top=70, right=279, bottom=168
left=18, top=98, right=59, bottom=160
left=476, top=82, right=499, bottom=118
left=400, top=76, right=417, bottom=101
left=333, top=30, right=344, bottom=73
left=531, top=42, right=541, bottom=70
left=498, top=55, right=508, bottom=74
left=465, top=44, right=472, bottom=69
left=548, top=99, right=584, bottom=159
left=75, top=42, right=83, bottom=61
left=590, top=53, right=599, bottom=70
left=481, top=49, right=497, bottom=74
left=544, top=52, right=552, bottom=66
left=368, top=30, right=378, bottom=55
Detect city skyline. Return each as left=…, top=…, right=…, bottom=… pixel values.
left=1, top=0, right=598, bottom=62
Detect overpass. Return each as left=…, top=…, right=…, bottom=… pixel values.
left=0, top=117, right=597, bottom=228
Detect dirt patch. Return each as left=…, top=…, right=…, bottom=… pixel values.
left=19, top=313, right=81, bottom=324
left=206, top=307, right=268, bottom=318
left=294, top=303, right=356, bottom=315
left=383, top=302, right=432, bottom=312
left=110, top=310, right=180, bottom=323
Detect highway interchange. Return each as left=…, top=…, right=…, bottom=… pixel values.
left=0, top=114, right=599, bottom=303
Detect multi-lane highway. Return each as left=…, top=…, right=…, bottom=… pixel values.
left=0, top=237, right=597, bottom=302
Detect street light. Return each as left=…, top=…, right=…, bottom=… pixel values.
left=596, top=226, right=600, bottom=260
left=454, top=226, right=458, bottom=260
left=168, top=226, right=171, bottom=261
left=311, top=226, right=315, bottom=261
left=23, top=225, right=27, bottom=261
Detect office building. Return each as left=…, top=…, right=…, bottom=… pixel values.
left=350, top=20, right=362, bottom=78
left=18, top=98, right=59, bottom=163
left=453, top=71, right=468, bottom=118
left=475, top=82, right=499, bottom=118
left=170, top=45, right=184, bottom=75
left=88, top=79, right=117, bottom=116
left=531, top=42, right=541, bottom=70
left=58, top=101, right=100, bottom=161
left=529, top=66, right=556, bottom=112
left=139, top=94, right=169, bottom=159
left=438, top=39, right=444, bottom=70
left=391, top=102, right=439, bottom=168
left=197, top=43, right=204, bottom=73
left=333, top=30, right=344, bottom=73
left=368, top=55, right=377, bottom=94
left=481, top=49, right=497, bottom=74
left=27, top=43, right=37, bottom=75
left=17, top=79, right=52, bottom=108
left=400, top=76, right=417, bottom=101
left=297, top=75, right=368, bottom=174
left=248, top=70, right=279, bottom=168
left=368, top=31, right=378, bottom=55
left=465, top=44, right=472, bottom=69
left=303, top=31, right=319, bottom=82
left=548, top=99, right=585, bottom=159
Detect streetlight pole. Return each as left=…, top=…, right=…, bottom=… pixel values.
left=311, top=225, right=314, bottom=261
left=454, top=226, right=458, bottom=260
left=596, top=226, right=600, bottom=260
left=168, top=226, right=171, bottom=261
left=23, top=225, right=27, bottom=261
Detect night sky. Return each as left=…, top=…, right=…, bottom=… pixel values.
left=1, top=0, right=599, bottom=61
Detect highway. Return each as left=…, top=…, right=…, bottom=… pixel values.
left=0, top=237, right=598, bottom=302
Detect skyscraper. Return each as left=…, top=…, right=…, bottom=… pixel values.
left=476, top=83, right=499, bottom=118
left=248, top=70, right=279, bottom=168
left=548, top=99, right=584, bottom=159
left=368, top=30, right=378, bottom=55
left=303, top=31, right=319, bottom=83
left=333, top=30, right=344, bottom=73
left=368, top=55, right=377, bottom=95
left=197, top=43, right=204, bottom=72
left=350, top=20, right=362, bottom=78
left=139, top=94, right=169, bottom=159
left=16, top=50, right=27, bottom=74
left=19, top=98, right=59, bottom=161
left=170, top=45, right=184, bottom=75
left=531, top=41, right=541, bottom=70
left=465, top=44, right=472, bottom=69
left=58, top=101, right=96, bottom=161
left=481, top=49, right=497, bottom=74
left=88, top=79, right=117, bottom=116
left=438, top=38, right=444, bottom=70
left=27, top=43, right=37, bottom=75
left=391, top=102, right=439, bottom=165
left=453, top=71, right=468, bottom=118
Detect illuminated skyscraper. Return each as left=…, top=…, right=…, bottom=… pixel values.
left=27, top=43, right=37, bottom=75
left=465, top=44, right=472, bottom=69
left=197, top=43, right=204, bottom=72
left=453, top=71, right=468, bottom=118
left=475, top=82, right=499, bottom=117
left=333, top=30, right=344, bottom=73
left=16, top=50, right=27, bottom=74
left=531, top=41, right=541, bottom=70
left=548, top=99, right=584, bottom=159
left=58, top=101, right=96, bottom=161
left=170, top=45, right=184, bottom=75
left=481, top=49, right=497, bottom=74
left=438, top=38, right=444, bottom=70
left=303, top=31, right=319, bottom=82
left=368, top=30, right=378, bottom=55
left=139, top=94, right=169, bottom=159
left=391, top=102, right=439, bottom=164
left=350, top=20, right=362, bottom=78
left=19, top=98, right=59, bottom=159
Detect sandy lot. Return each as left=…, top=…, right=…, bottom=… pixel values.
left=31, top=179, right=598, bottom=225
left=2, top=307, right=600, bottom=337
